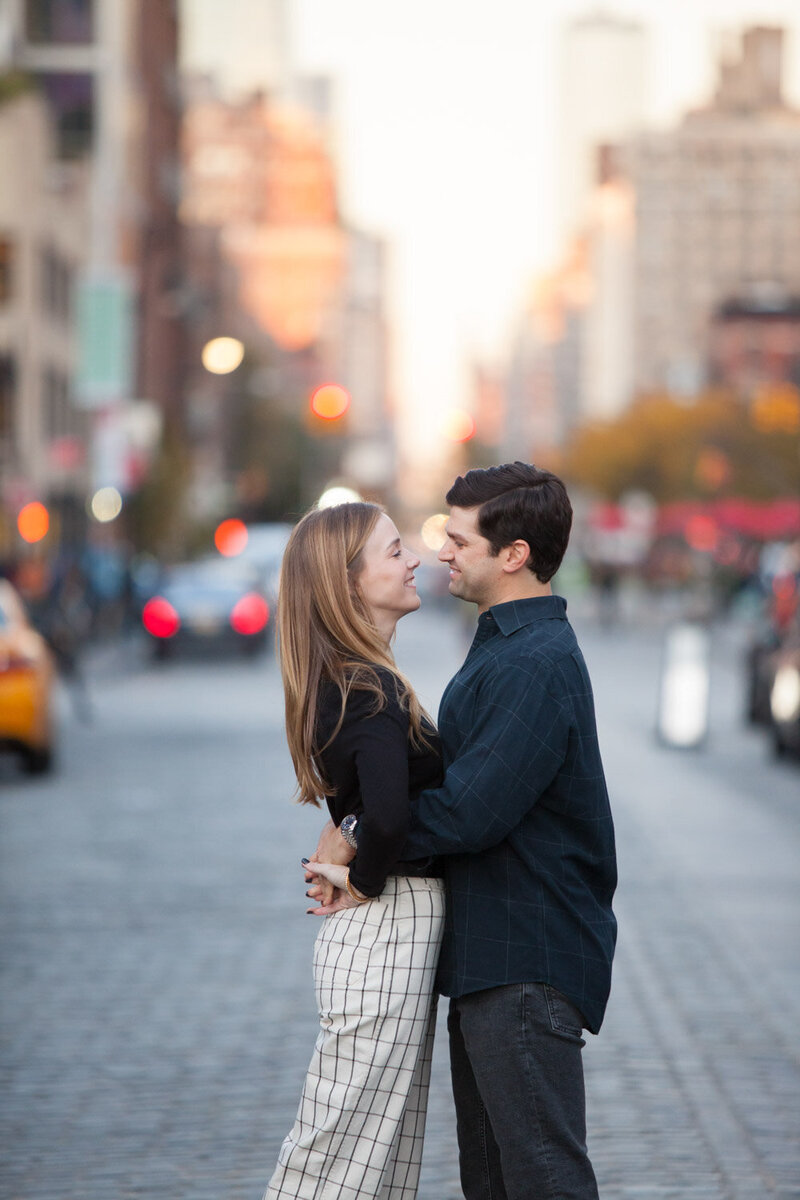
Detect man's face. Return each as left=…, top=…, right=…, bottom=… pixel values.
left=438, top=506, right=502, bottom=611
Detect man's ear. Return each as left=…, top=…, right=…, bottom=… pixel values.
left=502, top=540, right=532, bottom=575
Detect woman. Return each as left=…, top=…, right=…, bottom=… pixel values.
left=263, top=502, right=445, bottom=1200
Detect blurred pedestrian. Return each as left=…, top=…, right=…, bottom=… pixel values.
left=40, top=561, right=93, bottom=723
left=262, top=503, right=445, bottom=1200
left=314, top=463, right=618, bottom=1200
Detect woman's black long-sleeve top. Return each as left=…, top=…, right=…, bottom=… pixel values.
left=316, top=666, right=443, bottom=897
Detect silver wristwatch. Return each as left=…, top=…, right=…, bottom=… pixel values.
left=340, top=813, right=359, bottom=849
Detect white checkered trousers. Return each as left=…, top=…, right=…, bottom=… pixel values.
left=264, top=874, right=445, bottom=1200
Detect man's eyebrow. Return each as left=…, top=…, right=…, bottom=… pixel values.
left=446, top=526, right=467, bottom=540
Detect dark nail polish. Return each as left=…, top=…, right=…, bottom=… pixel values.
left=301, top=858, right=310, bottom=865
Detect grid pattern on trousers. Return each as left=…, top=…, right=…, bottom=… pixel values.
left=264, top=875, right=445, bottom=1200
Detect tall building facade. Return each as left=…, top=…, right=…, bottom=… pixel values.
left=0, top=86, right=91, bottom=550
left=0, top=0, right=186, bottom=554
left=624, top=26, right=800, bottom=395
left=181, top=88, right=345, bottom=354
left=559, top=12, right=646, bottom=248
left=578, top=153, right=636, bottom=421
left=324, top=228, right=392, bottom=492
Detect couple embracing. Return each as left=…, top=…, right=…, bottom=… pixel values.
left=263, top=462, right=617, bottom=1200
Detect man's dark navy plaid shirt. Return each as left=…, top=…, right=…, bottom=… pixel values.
left=403, top=594, right=617, bottom=1034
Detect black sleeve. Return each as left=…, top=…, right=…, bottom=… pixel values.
left=337, top=684, right=411, bottom=898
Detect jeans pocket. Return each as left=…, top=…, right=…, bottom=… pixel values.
left=543, top=984, right=586, bottom=1044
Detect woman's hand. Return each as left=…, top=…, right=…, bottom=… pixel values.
left=302, top=861, right=365, bottom=915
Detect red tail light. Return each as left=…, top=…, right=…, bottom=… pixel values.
left=142, top=596, right=181, bottom=638
left=230, top=592, right=269, bottom=636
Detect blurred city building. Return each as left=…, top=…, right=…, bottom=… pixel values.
left=578, top=148, right=636, bottom=423
left=624, top=26, right=800, bottom=395
left=558, top=12, right=646, bottom=250
left=181, top=80, right=394, bottom=498
left=181, top=86, right=345, bottom=355
left=495, top=22, right=800, bottom=472
left=0, top=0, right=186, bottom=561
left=320, top=227, right=394, bottom=493
left=0, top=82, right=91, bottom=551
left=709, top=291, right=800, bottom=394
left=493, top=237, right=591, bottom=463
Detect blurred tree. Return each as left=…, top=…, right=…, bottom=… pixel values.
left=126, top=422, right=191, bottom=559
left=563, top=390, right=800, bottom=502
left=228, top=388, right=311, bottom=521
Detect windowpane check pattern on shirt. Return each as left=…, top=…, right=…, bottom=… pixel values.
left=403, top=595, right=617, bottom=1034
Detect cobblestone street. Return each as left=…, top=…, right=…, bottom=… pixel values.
left=1, top=604, right=798, bottom=1199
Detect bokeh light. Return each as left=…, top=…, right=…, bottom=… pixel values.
left=90, top=486, right=123, bottom=523
left=201, top=336, right=245, bottom=375
left=684, top=514, right=719, bottom=553
left=311, top=383, right=351, bottom=420
left=317, top=486, right=362, bottom=509
left=142, top=596, right=181, bottom=639
left=230, top=593, right=270, bottom=635
left=440, top=408, right=476, bottom=442
left=214, top=518, right=249, bottom=557
left=421, top=513, right=449, bottom=551
left=17, top=501, right=50, bottom=543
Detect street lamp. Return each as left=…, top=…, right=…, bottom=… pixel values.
left=201, top=337, right=245, bottom=375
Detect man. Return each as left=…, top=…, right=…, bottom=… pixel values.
left=314, top=462, right=617, bottom=1200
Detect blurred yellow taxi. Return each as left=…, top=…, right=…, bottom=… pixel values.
left=0, top=578, right=56, bottom=774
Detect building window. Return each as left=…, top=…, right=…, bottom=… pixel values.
left=26, top=0, right=94, bottom=44
left=0, top=355, right=16, bottom=447
left=40, top=245, right=73, bottom=323
left=42, top=366, right=70, bottom=440
left=40, top=72, right=94, bottom=159
left=0, top=239, right=13, bottom=304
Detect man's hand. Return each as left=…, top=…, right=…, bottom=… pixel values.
left=306, top=820, right=356, bottom=906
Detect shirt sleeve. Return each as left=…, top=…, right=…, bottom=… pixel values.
left=339, top=686, right=412, bottom=898
left=402, top=656, right=570, bottom=858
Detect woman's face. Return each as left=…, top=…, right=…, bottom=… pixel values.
left=355, top=513, right=421, bottom=635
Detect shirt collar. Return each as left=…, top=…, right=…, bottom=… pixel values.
left=482, top=594, right=568, bottom=636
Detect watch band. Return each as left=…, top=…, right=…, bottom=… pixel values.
left=340, top=813, right=359, bottom=849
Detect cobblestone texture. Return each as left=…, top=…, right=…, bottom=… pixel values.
left=1, top=606, right=798, bottom=1199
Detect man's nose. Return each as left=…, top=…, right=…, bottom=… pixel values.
left=438, top=542, right=453, bottom=562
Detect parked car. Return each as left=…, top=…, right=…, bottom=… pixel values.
left=744, top=626, right=782, bottom=725
left=141, top=558, right=271, bottom=660
left=0, top=578, right=56, bottom=773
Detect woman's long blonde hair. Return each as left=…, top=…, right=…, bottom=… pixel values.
left=278, top=502, right=430, bottom=806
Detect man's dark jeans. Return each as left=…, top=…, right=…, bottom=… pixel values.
left=448, top=982, right=599, bottom=1200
